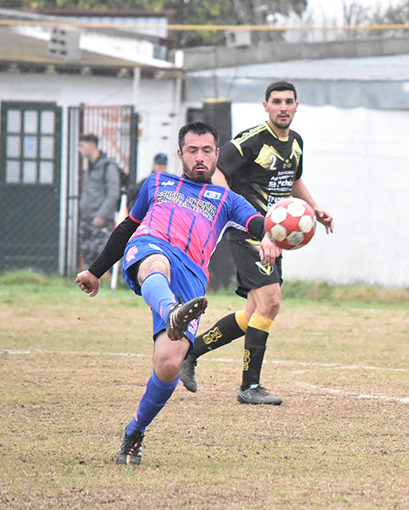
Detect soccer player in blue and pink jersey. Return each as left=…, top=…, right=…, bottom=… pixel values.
left=76, top=121, right=281, bottom=465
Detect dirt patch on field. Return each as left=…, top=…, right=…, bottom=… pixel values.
left=1, top=294, right=408, bottom=509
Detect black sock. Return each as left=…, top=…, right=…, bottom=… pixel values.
left=241, top=326, right=269, bottom=390
left=190, top=312, right=247, bottom=360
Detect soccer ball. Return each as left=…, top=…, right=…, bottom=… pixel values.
left=265, top=197, right=316, bottom=250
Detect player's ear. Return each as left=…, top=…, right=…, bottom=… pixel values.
left=177, top=148, right=183, bottom=162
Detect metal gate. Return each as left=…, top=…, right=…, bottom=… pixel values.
left=65, top=105, right=138, bottom=276
left=0, top=101, right=62, bottom=274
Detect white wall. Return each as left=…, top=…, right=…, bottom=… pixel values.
left=0, top=71, right=177, bottom=181
left=0, top=71, right=179, bottom=275
left=232, top=103, right=409, bottom=288
left=137, top=77, right=182, bottom=179
left=3, top=71, right=408, bottom=287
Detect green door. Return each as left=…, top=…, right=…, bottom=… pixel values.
left=0, top=102, right=62, bottom=274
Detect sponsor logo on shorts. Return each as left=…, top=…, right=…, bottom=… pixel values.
left=188, top=318, right=199, bottom=335
left=149, top=243, right=163, bottom=251
left=125, top=246, right=139, bottom=264
left=256, top=260, right=274, bottom=276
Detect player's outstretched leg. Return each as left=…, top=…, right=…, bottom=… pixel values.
left=166, top=297, right=208, bottom=341
left=116, top=429, right=145, bottom=465
left=181, top=311, right=249, bottom=392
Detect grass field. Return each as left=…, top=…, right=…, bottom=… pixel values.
left=0, top=272, right=408, bottom=509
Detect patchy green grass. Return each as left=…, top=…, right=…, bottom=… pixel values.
left=0, top=272, right=408, bottom=509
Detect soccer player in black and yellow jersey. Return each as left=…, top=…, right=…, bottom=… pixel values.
left=181, top=81, right=334, bottom=404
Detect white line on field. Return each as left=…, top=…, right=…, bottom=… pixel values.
left=0, top=349, right=406, bottom=373
left=297, top=382, right=409, bottom=404
left=0, top=348, right=147, bottom=358
left=201, top=356, right=407, bottom=373
left=2, top=349, right=408, bottom=404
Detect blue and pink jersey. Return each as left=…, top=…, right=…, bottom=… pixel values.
left=125, top=172, right=262, bottom=287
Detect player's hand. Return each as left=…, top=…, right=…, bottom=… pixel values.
left=260, top=233, right=282, bottom=266
left=75, top=270, right=100, bottom=297
left=314, top=208, right=334, bottom=234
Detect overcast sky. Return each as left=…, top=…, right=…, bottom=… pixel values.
left=305, top=0, right=403, bottom=24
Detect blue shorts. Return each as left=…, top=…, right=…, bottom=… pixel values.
left=122, top=236, right=206, bottom=346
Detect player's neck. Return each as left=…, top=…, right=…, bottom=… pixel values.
left=267, top=120, right=290, bottom=140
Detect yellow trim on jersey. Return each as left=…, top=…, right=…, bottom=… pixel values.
left=248, top=313, right=274, bottom=333
left=264, top=122, right=289, bottom=141
left=254, top=198, right=267, bottom=213
left=254, top=144, right=285, bottom=169
left=253, top=184, right=268, bottom=199
left=231, top=123, right=270, bottom=156
left=291, top=138, right=302, bottom=165
left=235, top=310, right=249, bottom=333
left=253, top=184, right=268, bottom=213
left=264, top=123, right=278, bottom=139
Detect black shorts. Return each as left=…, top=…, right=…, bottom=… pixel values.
left=228, top=234, right=283, bottom=299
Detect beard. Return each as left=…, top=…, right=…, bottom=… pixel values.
left=193, top=171, right=211, bottom=183
left=182, top=162, right=215, bottom=183
left=272, top=116, right=292, bottom=130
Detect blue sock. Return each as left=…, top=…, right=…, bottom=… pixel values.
left=140, top=272, right=176, bottom=320
left=126, top=371, right=179, bottom=435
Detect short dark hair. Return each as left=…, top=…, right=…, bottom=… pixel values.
left=265, top=81, right=297, bottom=102
left=79, top=133, right=99, bottom=146
left=154, top=153, right=168, bottom=165
left=178, top=121, right=220, bottom=151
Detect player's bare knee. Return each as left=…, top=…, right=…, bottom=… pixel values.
left=269, top=301, right=281, bottom=318
left=155, top=358, right=181, bottom=382
left=255, top=294, right=280, bottom=320
left=138, top=254, right=171, bottom=284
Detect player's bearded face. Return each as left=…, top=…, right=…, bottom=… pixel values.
left=264, top=91, right=298, bottom=132
left=178, top=132, right=220, bottom=182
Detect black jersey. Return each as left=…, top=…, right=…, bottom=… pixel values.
left=217, top=121, right=303, bottom=216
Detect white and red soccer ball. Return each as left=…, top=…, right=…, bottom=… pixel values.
left=265, top=197, right=316, bottom=250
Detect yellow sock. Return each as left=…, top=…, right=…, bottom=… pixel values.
left=248, top=313, right=273, bottom=333
left=235, top=310, right=249, bottom=333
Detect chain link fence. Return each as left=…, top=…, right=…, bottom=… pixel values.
left=228, top=101, right=409, bottom=289
left=1, top=97, right=408, bottom=289
left=281, top=105, right=409, bottom=289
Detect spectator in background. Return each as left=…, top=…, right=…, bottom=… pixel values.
left=78, top=133, right=120, bottom=268
left=130, top=153, right=168, bottom=205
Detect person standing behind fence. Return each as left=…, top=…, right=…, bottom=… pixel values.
left=129, top=153, right=168, bottom=205
left=78, top=134, right=120, bottom=268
